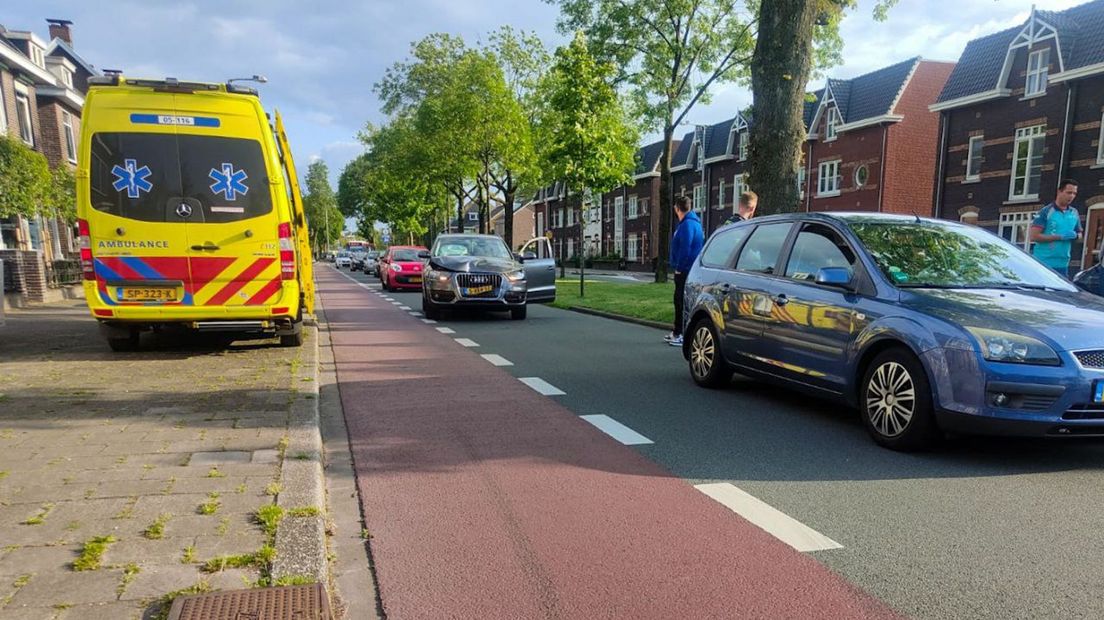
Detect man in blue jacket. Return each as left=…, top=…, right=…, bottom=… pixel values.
left=665, top=195, right=704, bottom=346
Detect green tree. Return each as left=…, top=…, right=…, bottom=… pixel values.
left=536, top=32, right=638, bottom=295
left=0, top=135, right=51, bottom=218
left=748, top=0, right=896, bottom=215
left=46, top=165, right=77, bottom=221
left=302, top=160, right=343, bottom=254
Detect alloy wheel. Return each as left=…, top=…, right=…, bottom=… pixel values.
left=865, top=361, right=916, bottom=437
left=690, top=326, right=714, bottom=379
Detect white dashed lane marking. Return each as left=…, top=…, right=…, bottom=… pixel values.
left=579, top=415, right=654, bottom=445
left=694, top=483, right=843, bottom=553
left=454, top=338, right=479, bottom=348
left=480, top=354, right=513, bottom=367
left=436, top=327, right=456, bottom=334
left=399, top=305, right=412, bottom=310
left=517, top=377, right=564, bottom=396
left=421, top=319, right=437, bottom=324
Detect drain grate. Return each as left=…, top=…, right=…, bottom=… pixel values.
left=168, top=584, right=333, bottom=620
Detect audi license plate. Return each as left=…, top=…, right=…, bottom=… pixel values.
left=1094, top=380, right=1104, bottom=404
left=120, top=287, right=177, bottom=302
left=464, top=285, right=493, bottom=296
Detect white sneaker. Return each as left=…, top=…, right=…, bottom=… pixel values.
left=668, top=335, right=683, bottom=347
left=663, top=332, right=677, bottom=342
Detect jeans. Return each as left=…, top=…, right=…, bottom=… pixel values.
left=673, top=271, right=687, bottom=335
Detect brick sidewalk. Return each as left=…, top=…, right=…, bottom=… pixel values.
left=0, top=301, right=315, bottom=619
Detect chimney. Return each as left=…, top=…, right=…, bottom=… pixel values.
left=46, top=18, right=73, bottom=45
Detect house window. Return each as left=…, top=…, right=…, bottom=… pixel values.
left=738, top=131, right=749, bottom=160
left=567, top=207, right=574, bottom=227
left=567, top=238, right=574, bottom=258
left=639, top=198, right=649, bottom=215
left=15, top=92, right=34, bottom=146
left=732, top=174, right=746, bottom=213
left=30, top=46, right=45, bottom=68
left=1097, top=113, right=1104, bottom=164
left=537, top=212, right=544, bottom=236
left=693, top=184, right=703, bottom=213
left=0, top=81, right=6, bottom=133
left=854, top=165, right=869, bottom=188
left=717, top=179, right=726, bottom=210
left=1009, top=125, right=1045, bottom=200
left=628, top=195, right=638, bottom=219
left=62, top=111, right=77, bottom=163
left=1025, top=48, right=1050, bottom=97
left=817, top=161, right=841, bottom=196
left=825, top=107, right=841, bottom=141
left=627, top=234, right=638, bottom=261
left=797, top=167, right=806, bottom=199
left=965, top=136, right=984, bottom=181
left=61, top=68, right=74, bottom=88
left=999, top=211, right=1037, bottom=251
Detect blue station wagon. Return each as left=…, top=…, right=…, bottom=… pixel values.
left=682, top=213, right=1104, bottom=451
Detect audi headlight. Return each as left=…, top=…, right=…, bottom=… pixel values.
left=390, top=263, right=401, bottom=272
left=965, top=327, right=1060, bottom=366
left=505, top=270, right=526, bottom=282
left=425, top=268, right=451, bottom=283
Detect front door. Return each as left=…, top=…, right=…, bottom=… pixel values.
left=519, top=237, right=556, bottom=303
left=723, top=222, right=794, bottom=368
left=1083, top=205, right=1104, bottom=270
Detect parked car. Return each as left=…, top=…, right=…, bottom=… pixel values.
left=349, top=250, right=367, bottom=272
left=380, top=246, right=428, bottom=291
left=682, top=212, right=1104, bottom=451
left=420, top=234, right=555, bottom=321
left=1074, top=254, right=1103, bottom=297
left=334, top=252, right=352, bottom=269
left=361, top=250, right=380, bottom=276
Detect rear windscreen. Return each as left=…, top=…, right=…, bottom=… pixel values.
left=89, top=132, right=272, bottom=223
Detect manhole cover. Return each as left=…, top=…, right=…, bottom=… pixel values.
left=167, top=584, right=333, bottom=620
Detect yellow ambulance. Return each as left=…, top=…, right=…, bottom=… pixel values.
left=77, top=76, right=313, bottom=351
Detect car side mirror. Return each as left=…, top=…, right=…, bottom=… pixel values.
left=522, top=252, right=537, bottom=261
left=815, top=267, right=853, bottom=289
left=417, top=250, right=431, bottom=259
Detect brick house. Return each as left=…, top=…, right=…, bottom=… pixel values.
left=1, top=19, right=96, bottom=304
left=931, top=1, right=1104, bottom=271
left=598, top=139, right=668, bottom=268
left=803, top=56, right=954, bottom=215
left=489, top=201, right=535, bottom=248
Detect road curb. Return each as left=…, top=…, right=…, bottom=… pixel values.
left=561, top=305, right=671, bottom=331
left=271, top=313, right=327, bottom=583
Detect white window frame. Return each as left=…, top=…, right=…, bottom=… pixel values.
left=965, top=135, right=984, bottom=181
left=567, top=207, right=574, bottom=227
left=567, top=237, right=574, bottom=258
left=717, top=179, right=726, bottom=210
left=738, top=131, right=749, bottom=160
left=467, top=211, right=478, bottom=222
left=15, top=91, right=33, bottom=146
left=62, top=111, right=77, bottom=163
left=693, top=184, right=703, bottom=213
left=627, top=233, right=638, bottom=261
left=854, top=165, right=869, bottom=188
left=732, top=174, right=746, bottom=213
left=0, top=81, right=6, bottom=133
left=1009, top=125, right=1045, bottom=200
left=627, top=195, right=638, bottom=219
left=537, top=212, right=544, bottom=237
left=1025, top=48, right=1049, bottom=97
left=998, top=211, right=1037, bottom=251
left=61, top=68, right=74, bottom=88
left=639, top=197, right=649, bottom=215
left=797, top=167, right=806, bottom=199
left=825, top=107, right=841, bottom=142
left=30, top=46, right=45, bottom=69
left=1097, top=113, right=1104, bottom=164
left=817, top=161, right=841, bottom=197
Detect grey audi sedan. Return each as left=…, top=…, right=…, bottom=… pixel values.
left=420, top=234, right=556, bottom=321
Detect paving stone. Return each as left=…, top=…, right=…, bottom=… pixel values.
left=105, top=537, right=190, bottom=568
left=8, top=568, right=123, bottom=606
left=186, top=452, right=252, bottom=467
left=116, top=564, right=203, bottom=601
left=56, top=601, right=145, bottom=620
left=0, top=545, right=79, bottom=575
left=0, top=605, right=59, bottom=620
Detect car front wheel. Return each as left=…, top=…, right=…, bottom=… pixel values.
left=688, top=318, right=731, bottom=388
left=510, top=306, right=527, bottom=320
left=422, top=297, right=441, bottom=320
left=860, top=348, right=939, bottom=451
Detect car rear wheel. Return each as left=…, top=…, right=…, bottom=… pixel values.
left=106, top=329, right=140, bottom=352
left=510, top=306, right=527, bottom=320
left=861, top=348, right=939, bottom=451
left=688, top=318, right=731, bottom=388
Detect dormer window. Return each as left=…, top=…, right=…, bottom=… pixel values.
left=61, top=68, right=74, bottom=88
left=738, top=131, right=749, bottom=160
left=825, top=107, right=841, bottom=141
left=1025, top=48, right=1049, bottom=96
left=30, top=45, right=45, bottom=69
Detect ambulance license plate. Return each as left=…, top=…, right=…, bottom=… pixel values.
left=464, top=285, right=493, bottom=296
left=1094, top=380, right=1104, bottom=404
left=120, top=287, right=177, bottom=302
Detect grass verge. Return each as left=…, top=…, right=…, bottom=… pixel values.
left=550, top=278, right=674, bottom=324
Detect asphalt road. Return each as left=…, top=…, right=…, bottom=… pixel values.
left=336, top=264, right=1104, bottom=620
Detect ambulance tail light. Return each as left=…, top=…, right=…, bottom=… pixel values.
left=278, top=222, right=295, bottom=280
left=79, top=219, right=95, bottom=280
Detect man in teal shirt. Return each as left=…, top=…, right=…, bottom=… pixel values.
left=1030, top=179, right=1083, bottom=278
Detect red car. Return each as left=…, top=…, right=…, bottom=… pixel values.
left=380, top=245, right=428, bottom=291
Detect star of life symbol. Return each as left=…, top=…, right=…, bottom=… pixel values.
left=111, top=159, right=153, bottom=199
left=209, top=163, right=249, bottom=201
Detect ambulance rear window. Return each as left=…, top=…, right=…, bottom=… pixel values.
left=89, top=132, right=272, bottom=223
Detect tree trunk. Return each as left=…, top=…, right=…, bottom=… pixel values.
left=748, top=0, right=819, bottom=215
left=654, top=123, right=676, bottom=283
left=503, top=170, right=515, bottom=250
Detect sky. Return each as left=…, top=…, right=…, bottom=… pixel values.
left=2, top=0, right=1089, bottom=199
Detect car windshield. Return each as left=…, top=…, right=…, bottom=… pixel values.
left=433, top=237, right=513, bottom=259
left=391, top=249, right=421, bottom=262
left=847, top=220, right=1076, bottom=290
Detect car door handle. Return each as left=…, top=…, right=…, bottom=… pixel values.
left=191, top=244, right=220, bottom=251
left=772, top=294, right=789, bottom=306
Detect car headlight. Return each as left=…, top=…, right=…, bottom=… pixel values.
left=965, top=327, right=1060, bottom=366
left=390, top=263, right=401, bottom=272
left=425, top=269, right=451, bottom=283
left=505, top=270, right=526, bottom=282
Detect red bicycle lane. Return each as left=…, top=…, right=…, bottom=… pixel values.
left=319, top=266, right=900, bottom=619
